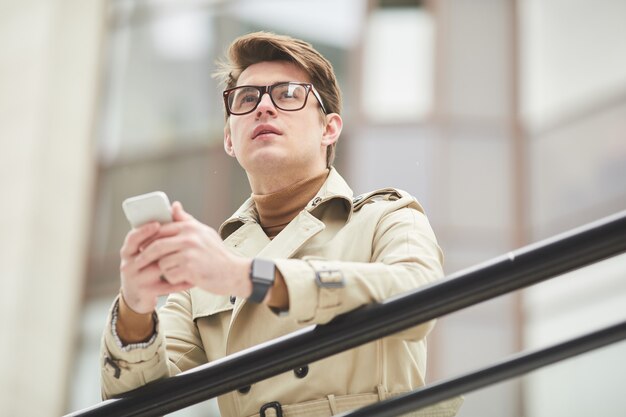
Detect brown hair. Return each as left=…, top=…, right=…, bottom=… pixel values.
left=214, top=32, right=342, bottom=167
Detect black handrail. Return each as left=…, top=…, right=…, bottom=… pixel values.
left=66, top=210, right=626, bottom=417
left=339, top=320, right=626, bottom=417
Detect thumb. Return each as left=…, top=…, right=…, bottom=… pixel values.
left=172, top=201, right=193, bottom=222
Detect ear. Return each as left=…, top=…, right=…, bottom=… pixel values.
left=224, top=124, right=236, bottom=157
left=321, top=113, right=342, bottom=147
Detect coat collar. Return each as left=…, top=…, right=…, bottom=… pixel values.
left=220, top=168, right=354, bottom=326
left=218, top=167, right=354, bottom=241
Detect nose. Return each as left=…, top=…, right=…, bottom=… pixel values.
left=255, top=92, right=277, bottom=117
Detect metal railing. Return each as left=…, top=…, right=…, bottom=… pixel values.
left=339, top=320, right=626, bottom=417
left=66, top=210, right=626, bottom=417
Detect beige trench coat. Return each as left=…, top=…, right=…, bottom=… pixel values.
left=101, top=168, right=462, bottom=417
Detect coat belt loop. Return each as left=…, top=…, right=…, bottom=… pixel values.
left=377, top=384, right=387, bottom=401
left=327, top=394, right=338, bottom=414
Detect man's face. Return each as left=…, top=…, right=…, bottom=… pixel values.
left=224, top=60, right=339, bottom=178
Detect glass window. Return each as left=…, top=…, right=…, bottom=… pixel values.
left=361, top=3, right=434, bottom=122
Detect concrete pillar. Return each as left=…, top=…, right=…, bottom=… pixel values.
left=0, top=0, right=104, bottom=414
left=428, top=1, right=523, bottom=416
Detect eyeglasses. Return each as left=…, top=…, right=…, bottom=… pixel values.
left=223, top=81, right=327, bottom=116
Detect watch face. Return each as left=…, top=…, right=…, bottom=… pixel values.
left=252, top=258, right=276, bottom=283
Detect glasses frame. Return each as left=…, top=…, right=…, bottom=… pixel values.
left=223, top=82, right=327, bottom=116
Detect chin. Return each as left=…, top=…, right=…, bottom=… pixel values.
left=242, top=150, right=291, bottom=172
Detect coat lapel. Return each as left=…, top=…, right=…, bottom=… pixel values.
left=220, top=168, right=354, bottom=335
left=229, top=210, right=325, bottom=324
left=256, top=211, right=325, bottom=259
left=222, top=221, right=269, bottom=258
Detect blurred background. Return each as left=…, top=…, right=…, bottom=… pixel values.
left=1, top=0, right=625, bottom=415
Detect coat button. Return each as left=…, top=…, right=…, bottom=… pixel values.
left=294, top=365, right=309, bottom=378
left=238, top=385, right=251, bottom=394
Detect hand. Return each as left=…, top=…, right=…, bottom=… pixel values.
left=119, top=221, right=194, bottom=314
left=134, top=202, right=253, bottom=298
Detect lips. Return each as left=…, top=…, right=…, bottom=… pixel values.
left=252, top=124, right=282, bottom=140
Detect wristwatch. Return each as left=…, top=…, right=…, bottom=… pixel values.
left=248, top=258, right=276, bottom=303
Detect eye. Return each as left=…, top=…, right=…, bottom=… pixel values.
left=240, top=94, right=257, bottom=104
left=237, top=88, right=258, bottom=104
left=274, top=83, right=303, bottom=101
left=230, top=87, right=259, bottom=110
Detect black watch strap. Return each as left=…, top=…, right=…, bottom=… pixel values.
left=248, top=258, right=276, bottom=303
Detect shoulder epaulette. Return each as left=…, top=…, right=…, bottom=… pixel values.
left=352, top=188, right=404, bottom=212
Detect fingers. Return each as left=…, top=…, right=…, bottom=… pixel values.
left=119, top=262, right=162, bottom=313
left=121, top=261, right=192, bottom=312
left=158, top=252, right=195, bottom=285
left=143, top=216, right=192, bottom=246
left=121, top=222, right=161, bottom=258
left=120, top=204, right=211, bottom=310
left=153, top=280, right=194, bottom=296
left=135, top=234, right=191, bottom=270
left=125, top=203, right=192, bottom=254
left=120, top=216, right=197, bottom=313
left=172, top=201, right=194, bottom=222
left=139, top=225, right=180, bottom=252
left=158, top=252, right=182, bottom=274
left=160, top=266, right=188, bottom=286
left=121, top=261, right=161, bottom=286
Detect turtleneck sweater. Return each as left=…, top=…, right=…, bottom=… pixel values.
left=252, top=169, right=329, bottom=239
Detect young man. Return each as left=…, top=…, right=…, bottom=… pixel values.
left=101, top=32, right=460, bottom=417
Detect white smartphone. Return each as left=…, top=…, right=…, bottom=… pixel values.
left=122, top=191, right=173, bottom=228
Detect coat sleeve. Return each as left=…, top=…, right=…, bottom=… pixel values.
left=274, top=193, right=443, bottom=341
left=100, top=291, right=207, bottom=399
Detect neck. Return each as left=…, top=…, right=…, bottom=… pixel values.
left=252, top=168, right=330, bottom=239
left=247, top=163, right=328, bottom=195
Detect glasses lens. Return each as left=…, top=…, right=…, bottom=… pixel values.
left=229, top=87, right=260, bottom=114
left=271, top=83, right=307, bottom=110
